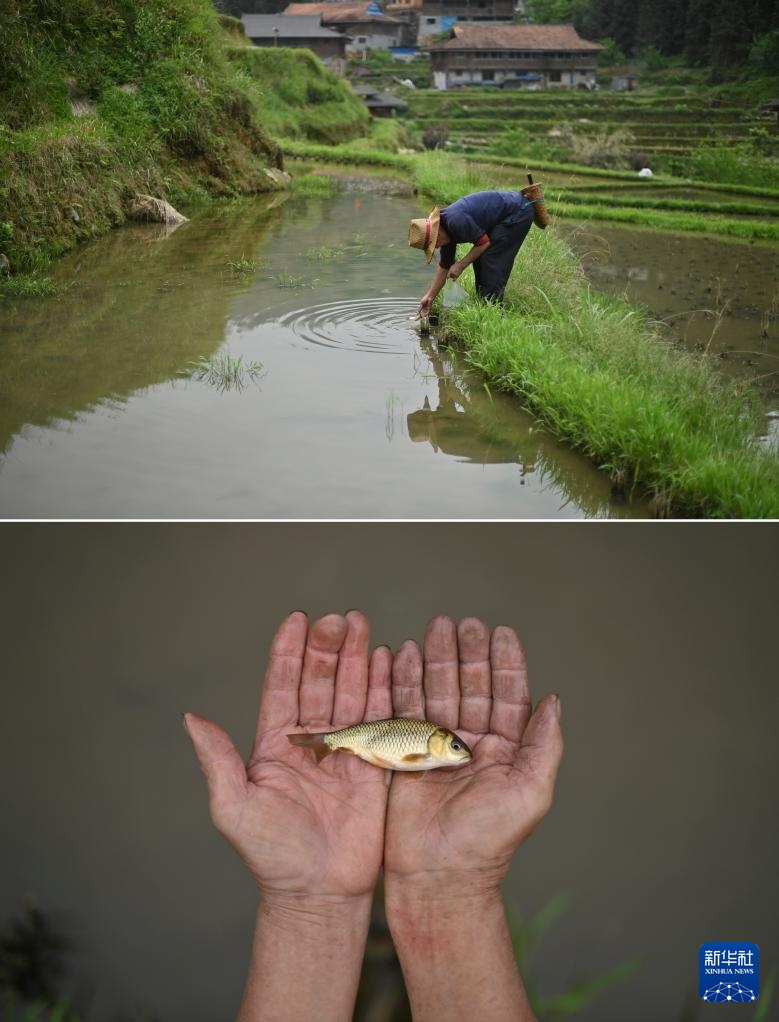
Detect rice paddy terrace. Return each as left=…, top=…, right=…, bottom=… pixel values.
left=403, top=89, right=768, bottom=161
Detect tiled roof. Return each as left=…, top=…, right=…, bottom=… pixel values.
left=242, top=14, right=345, bottom=38
left=284, top=3, right=401, bottom=24
left=430, top=24, right=603, bottom=51
left=364, top=90, right=408, bottom=108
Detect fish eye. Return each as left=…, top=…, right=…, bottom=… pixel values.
left=451, top=740, right=462, bottom=750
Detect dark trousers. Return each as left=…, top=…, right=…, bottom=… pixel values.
left=473, top=201, right=534, bottom=302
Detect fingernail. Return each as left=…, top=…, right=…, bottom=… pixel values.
left=289, top=610, right=308, bottom=617
left=181, top=712, right=190, bottom=734
left=551, top=694, right=561, bottom=720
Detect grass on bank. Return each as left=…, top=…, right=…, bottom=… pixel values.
left=0, top=272, right=66, bottom=298
left=411, top=154, right=778, bottom=518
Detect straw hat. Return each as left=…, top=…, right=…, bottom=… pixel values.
left=408, top=206, right=441, bottom=263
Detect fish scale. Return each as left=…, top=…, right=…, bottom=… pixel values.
left=324, top=718, right=438, bottom=756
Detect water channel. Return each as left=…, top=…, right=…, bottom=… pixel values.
left=1, top=184, right=776, bottom=518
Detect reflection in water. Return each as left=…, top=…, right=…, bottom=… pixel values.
left=0, top=197, right=289, bottom=455
left=409, top=337, right=528, bottom=464
left=406, top=336, right=631, bottom=518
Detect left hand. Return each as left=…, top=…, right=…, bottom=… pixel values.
left=384, top=615, right=563, bottom=900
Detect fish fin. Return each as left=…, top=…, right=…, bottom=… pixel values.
left=402, top=753, right=428, bottom=763
left=287, top=732, right=332, bottom=762
left=362, top=752, right=395, bottom=770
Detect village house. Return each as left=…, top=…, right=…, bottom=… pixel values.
left=417, top=0, right=515, bottom=43
left=427, top=23, right=602, bottom=90
left=241, top=14, right=349, bottom=71
left=352, top=83, right=410, bottom=116
left=283, top=2, right=404, bottom=55
left=384, top=0, right=422, bottom=49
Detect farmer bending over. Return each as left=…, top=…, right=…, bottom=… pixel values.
left=409, top=189, right=535, bottom=316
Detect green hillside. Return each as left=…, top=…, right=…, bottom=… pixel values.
left=0, top=1, right=367, bottom=274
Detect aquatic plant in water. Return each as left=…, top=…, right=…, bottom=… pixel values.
left=226, top=255, right=262, bottom=275
left=184, top=353, right=264, bottom=393
left=274, top=273, right=306, bottom=288
left=306, top=245, right=345, bottom=261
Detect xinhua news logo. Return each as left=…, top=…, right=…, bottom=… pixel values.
left=700, top=942, right=759, bottom=1003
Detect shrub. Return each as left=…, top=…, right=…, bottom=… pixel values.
left=421, top=124, right=449, bottom=150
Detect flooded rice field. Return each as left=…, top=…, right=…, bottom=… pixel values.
left=1, top=186, right=775, bottom=518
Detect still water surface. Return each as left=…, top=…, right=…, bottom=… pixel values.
left=0, top=191, right=646, bottom=518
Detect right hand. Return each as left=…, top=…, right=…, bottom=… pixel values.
left=418, top=294, right=433, bottom=317
left=384, top=616, right=563, bottom=899
left=184, top=611, right=393, bottom=903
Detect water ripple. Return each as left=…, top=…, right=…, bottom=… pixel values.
left=277, top=297, right=419, bottom=355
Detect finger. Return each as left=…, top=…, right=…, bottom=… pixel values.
left=456, top=617, right=492, bottom=733
left=489, top=625, right=532, bottom=744
left=331, top=610, right=371, bottom=727
left=422, top=615, right=460, bottom=730
left=364, top=645, right=393, bottom=721
left=391, top=639, right=425, bottom=718
left=184, top=712, right=247, bottom=819
left=298, top=613, right=348, bottom=728
left=513, top=695, right=564, bottom=814
left=254, top=611, right=308, bottom=749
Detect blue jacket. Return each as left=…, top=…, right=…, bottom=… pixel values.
left=439, top=190, right=529, bottom=268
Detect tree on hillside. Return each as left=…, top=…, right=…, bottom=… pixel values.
left=525, top=0, right=590, bottom=31
left=587, top=0, right=638, bottom=53
left=709, top=0, right=755, bottom=74
left=636, top=0, right=687, bottom=56
left=683, top=0, right=713, bottom=65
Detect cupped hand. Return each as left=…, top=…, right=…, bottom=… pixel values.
left=185, top=611, right=393, bottom=902
left=384, top=616, right=563, bottom=896
left=418, top=294, right=433, bottom=317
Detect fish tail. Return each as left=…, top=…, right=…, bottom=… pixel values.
left=287, top=732, right=331, bottom=763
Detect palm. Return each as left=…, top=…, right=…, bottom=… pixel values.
left=186, top=611, right=393, bottom=899
left=385, top=617, right=562, bottom=888
left=387, top=735, right=527, bottom=878
left=230, top=729, right=388, bottom=897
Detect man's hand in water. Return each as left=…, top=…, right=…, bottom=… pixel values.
left=418, top=293, right=433, bottom=317
left=184, top=611, right=392, bottom=903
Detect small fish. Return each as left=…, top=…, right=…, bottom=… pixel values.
left=287, top=718, right=472, bottom=771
